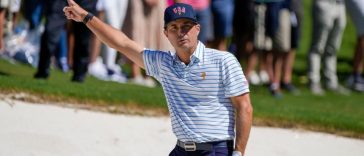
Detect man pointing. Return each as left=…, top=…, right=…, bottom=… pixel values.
left=64, top=1, right=253, bottom=155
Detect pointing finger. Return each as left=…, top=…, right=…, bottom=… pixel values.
left=67, top=0, right=76, bottom=6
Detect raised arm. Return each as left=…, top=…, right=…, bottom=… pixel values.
left=231, top=93, right=253, bottom=156
left=63, top=0, right=145, bottom=68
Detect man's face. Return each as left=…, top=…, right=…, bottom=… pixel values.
left=164, top=18, right=200, bottom=51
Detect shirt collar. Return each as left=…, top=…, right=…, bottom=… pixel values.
left=172, top=41, right=205, bottom=66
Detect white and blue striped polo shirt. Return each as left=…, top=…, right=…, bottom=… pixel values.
left=143, top=42, right=249, bottom=143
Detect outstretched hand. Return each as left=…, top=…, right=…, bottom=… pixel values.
left=63, top=0, right=88, bottom=22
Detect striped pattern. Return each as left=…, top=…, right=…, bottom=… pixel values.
left=143, top=42, right=249, bottom=143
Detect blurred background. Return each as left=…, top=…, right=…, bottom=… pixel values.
left=0, top=0, right=363, bottom=139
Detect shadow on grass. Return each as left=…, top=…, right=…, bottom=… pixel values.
left=0, top=71, right=9, bottom=76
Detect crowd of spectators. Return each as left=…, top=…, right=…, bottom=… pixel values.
left=0, top=0, right=363, bottom=96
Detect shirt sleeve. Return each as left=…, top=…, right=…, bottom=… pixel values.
left=221, top=53, right=250, bottom=97
left=143, top=49, right=165, bottom=81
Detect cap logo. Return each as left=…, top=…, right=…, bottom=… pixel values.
left=173, top=7, right=186, bottom=15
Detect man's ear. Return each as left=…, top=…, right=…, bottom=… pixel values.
left=164, top=29, right=168, bottom=37
left=195, top=24, right=201, bottom=34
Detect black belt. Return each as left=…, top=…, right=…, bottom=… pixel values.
left=177, top=140, right=233, bottom=151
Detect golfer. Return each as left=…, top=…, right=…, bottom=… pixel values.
left=64, top=1, right=252, bottom=156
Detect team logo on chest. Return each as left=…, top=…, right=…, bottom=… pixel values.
left=201, top=72, right=206, bottom=80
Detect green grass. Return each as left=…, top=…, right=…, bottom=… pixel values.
left=0, top=1, right=363, bottom=139
left=1, top=58, right=364, bottom=139
left=0, top=59, right=166, bottom=109
left=251, top=86, right=364, bottom=138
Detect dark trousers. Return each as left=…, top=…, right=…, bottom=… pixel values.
left=70, top=0, right=97, bottom=81
left=35, top=0, right=97, bottom=82
left=23, top=0, right=43, bottom=30
left=169, top=143, right=233, bottom=156
left=265, top=2, right=286, bottom=38
left=36, top=0, right=67, bottom=78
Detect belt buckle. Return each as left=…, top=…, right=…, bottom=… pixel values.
left=184, top=142, right=196, bottom=151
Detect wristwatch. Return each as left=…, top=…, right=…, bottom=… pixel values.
left=232, top=151, right=242, bottom=156
left=83, top=12, right=94, bottom=24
